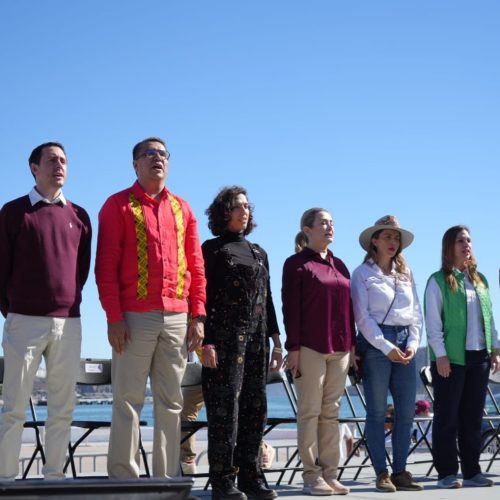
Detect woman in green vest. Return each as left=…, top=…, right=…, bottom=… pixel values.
left=424, top=225, right=500, bottom=489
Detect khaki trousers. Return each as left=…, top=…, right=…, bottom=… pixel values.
left=0, top=313, right=81, bottom=480
left=295, top=346, right=349, bottom=483
left=107, top=311, right=187, bottom=478
left=180, top=384, right=204, bottom=461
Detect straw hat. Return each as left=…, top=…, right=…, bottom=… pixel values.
left=359, top=215, right=414, bottom=252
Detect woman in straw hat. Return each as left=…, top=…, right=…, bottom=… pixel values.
left=282, top=208, right=355, bottom=496
left=424, top=225, right=500, bottom=489
left=351, top=215, right=423, bottom=493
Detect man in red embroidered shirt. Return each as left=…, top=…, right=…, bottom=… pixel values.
left=95, top=137, right=206, bottom=479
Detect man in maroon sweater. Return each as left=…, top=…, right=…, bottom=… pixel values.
left=0, top=142, right=92, bottom=480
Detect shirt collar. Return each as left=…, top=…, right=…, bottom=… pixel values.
left=28, top=187, right=67, bottom=206
left=303, top=246, right=334, bottom=261
left=453, top=267, right=471, bottom=280
left=367, top=258, right=396, bottom=275
left=131, top=180, right=168, bottom=201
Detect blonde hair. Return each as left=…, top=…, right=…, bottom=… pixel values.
left=295, top=207, right=330, bottom=253
left=441, top=225, right=484, bottom=292
left=363, top=229, right=410, bottom=279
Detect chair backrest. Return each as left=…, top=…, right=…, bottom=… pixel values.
left=420, top=365, right=433, bottom=386
left=76, top=359, right=112, bottom=386
left=489, top=369, right=500, bottom=385
left=181, top=362, right=202, bottom=387
left=281, top=369, right=298, bottom=416
left=345, top=367, right=367, bottom=417
left=266, top=370, right=283, bottom=386
left=484, top=369, right=500, bottom=417
left=419, top=366, right=434, bottom=402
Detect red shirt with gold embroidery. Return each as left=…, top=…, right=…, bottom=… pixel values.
left=95, top=181, right=206, bottom=323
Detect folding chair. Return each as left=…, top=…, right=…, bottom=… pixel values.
left=264, top=370, right=297, bottom=436
left=63, top=358, right=150, bottom=478
left=480, top=369, right=500, bottom=471
left=0, top=356, right=46, bottom=478
left=179, top=361, right=208, bottom=478
left=419, top=366, right=434, bottom=402
left=337, top=369, right=381, bottom=480
left=260, top=370, right=300, bottom=486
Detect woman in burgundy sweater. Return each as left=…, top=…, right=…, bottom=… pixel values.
left=282, top=207, right=355, bottom=496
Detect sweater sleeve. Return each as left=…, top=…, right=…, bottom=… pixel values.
left=202, top=239, right=218, bottom=345
left=335, top=257, right=357, bottom=347
left=0, top=204, right=13, bottom=317
left=95, top=196, right=125, bottom=323
left=282, top=256, right=302, bottom=352
left=75, top=205, right=92, bottom=290
left=260, top=246, right=280, bottom=337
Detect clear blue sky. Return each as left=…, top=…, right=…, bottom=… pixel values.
left=1, top=1, right=499, bottom=359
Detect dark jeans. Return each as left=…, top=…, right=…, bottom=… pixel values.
left=431, top=350, right=490, bottom=479
left=361, top=325, right=416, bottom=475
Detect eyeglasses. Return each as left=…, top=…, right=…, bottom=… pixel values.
left=138, top=149, right=170, bottom=160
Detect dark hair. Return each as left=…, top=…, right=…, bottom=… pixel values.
left=205, top=186, right=256, bottom=236
left=132, top=137, right=167, bottom=160
left=28, top=142, right=65, bottom=167
left=441, top=224, right=483, bottom=291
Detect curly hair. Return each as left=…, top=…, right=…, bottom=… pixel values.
left=205, top=186, right=256, bottom=236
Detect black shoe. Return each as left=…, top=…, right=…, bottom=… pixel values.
left=212, top=479, right=248, bottom=500
left=238, top=481, right=278, bottom=500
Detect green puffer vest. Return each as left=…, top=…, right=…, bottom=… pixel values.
left=426, top=270, right=492, bottom=365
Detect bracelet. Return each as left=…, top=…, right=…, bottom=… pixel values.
left=273, top=347, right=283, bottom=353
left=202, top=344, right=215, bottom=351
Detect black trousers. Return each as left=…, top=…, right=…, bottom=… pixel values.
left=431, top=350, right=490, bottom=479
left=202, top=328, right=267, bottom=482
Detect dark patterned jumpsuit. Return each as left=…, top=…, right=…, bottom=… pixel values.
left=201, top=231, right=280, bottom=486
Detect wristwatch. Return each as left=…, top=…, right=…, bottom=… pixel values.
left=192, top=315, right=207, bottom=323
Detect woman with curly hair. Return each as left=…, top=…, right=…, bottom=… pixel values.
left=201, top=186, right=282, bottom=500
left=351, top=215, right=423, bottom=493
left=425, top=225, right=500, bottom=489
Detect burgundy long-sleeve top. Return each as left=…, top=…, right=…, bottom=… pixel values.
left=0, top=194, right=92, bottom=318
left=282, top=247, right=355, bottom=353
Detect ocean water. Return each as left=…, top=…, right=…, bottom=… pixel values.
left=28, top=386, right=367, bottom=427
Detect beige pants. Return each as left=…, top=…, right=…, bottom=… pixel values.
left=107, top=310, right=188, bottom=478
left=295, top=346, right=350, bottom=483
left=180, top=384, right=204, bottom=462
left=0, top=313, right=81, bottom=480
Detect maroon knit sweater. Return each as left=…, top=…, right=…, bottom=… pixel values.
left=0, top=195, right=92, bottom=318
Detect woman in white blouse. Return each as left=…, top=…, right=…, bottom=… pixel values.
left=424, top=225, right=500, bottom=489
left=351, top=215, right=423, bottom=493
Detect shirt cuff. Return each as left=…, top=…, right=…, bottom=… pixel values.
left=432, top=344, right=448, bottom=358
